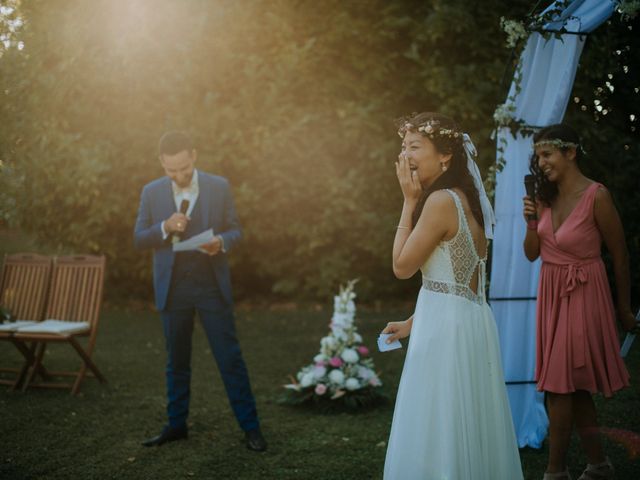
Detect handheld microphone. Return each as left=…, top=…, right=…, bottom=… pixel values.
left=172, top=199, right=190, bottom=243
left=524, top=174, right=537, bottom=229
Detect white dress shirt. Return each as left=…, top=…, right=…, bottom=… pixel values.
left=161, top=169, right=199, bottom=240
left=161, top=170, right=225, bottom=252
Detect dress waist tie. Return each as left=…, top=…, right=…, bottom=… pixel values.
left=550, top=259, right=598, bottom=368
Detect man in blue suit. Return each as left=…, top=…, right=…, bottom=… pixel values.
left=134, top=131, right=266, bottom=451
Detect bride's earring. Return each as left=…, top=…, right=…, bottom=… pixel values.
left=441, top=163, right=448, bottom=172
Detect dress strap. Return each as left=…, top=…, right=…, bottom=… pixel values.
left=444, top=189, right=478, bottom=249
left=584, top=182, right=604, bottom=212
left=444, top=189, right=467, bottom=235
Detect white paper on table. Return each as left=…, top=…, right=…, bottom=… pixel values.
left=172, top=228, right=215, bottom=252
left=378, top=333, right=402, bottom=352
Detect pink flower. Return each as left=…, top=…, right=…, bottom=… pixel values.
left=315, top=384, right=327, bottom=395
left=369, top=377, right=382, bottom=387
left=315, top=360, right=328, bottom=367
left=357, top=346, right=369, bottom=356
left=329, top=357, right=343, bottom=368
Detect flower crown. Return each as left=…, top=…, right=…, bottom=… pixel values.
left=397, top=120, right=462, bottom=140
left=533, top=138, right=585, bottom=154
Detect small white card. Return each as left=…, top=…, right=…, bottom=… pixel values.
left=172, top=228, right=215, bottom=252
left=621, top=309, right=640, bottom=358
left=378, top=333, right=402, bottom=352
left=621, top=333, right=636, bottom=358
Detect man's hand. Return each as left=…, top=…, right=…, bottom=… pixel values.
left=164, top=213, right=189, bottom=235
left=199, top=236, right=223, bottom=256
left=619, top=309, right=640, bottom=334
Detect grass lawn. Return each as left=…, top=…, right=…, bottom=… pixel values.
left=0, top=303, right=639, bottom=480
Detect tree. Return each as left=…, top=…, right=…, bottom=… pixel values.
left=1, top=0, right=636, bottom=306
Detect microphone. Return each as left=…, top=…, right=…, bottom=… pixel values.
left=524, top=174, right=537, bottom=229
left=172, top=199, right=190, bottom=243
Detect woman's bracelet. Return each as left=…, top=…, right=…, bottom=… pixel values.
left=397, top=225, right=411, bottom=230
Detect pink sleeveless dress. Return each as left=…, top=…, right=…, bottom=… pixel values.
left=535, top=182, right=629, bottom=397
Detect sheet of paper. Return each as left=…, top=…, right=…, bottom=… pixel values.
left=621, top=308, right=640, bottom=358
left=378, top=333, right=402, bottom=352
left=620, top=333, right=636, bottom=358
left=172, top=228, right=215, bottom=252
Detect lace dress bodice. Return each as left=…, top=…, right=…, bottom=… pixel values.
left=421, top=189, right=487, bottom=305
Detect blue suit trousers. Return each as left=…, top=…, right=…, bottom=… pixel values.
left=161, top=279, right=258, bottom=432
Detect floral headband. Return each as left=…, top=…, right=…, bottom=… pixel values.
left=533, top=138, right=585, bottom=154
left=397, top=120, right=462, bottom=140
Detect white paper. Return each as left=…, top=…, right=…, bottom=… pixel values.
left=378, top=333, right=402, bottom=352
left=621, top=309, right=640, bottom=358
left=620, top=333, right=636, bottom=358
left=172, top=228, right=215, bottom=252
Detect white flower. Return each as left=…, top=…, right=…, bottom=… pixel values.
left=300, top=371, right=315, bottom=388
left=357, top=366, right=374, bottom=380
left=333, top=329, right=348, bottom=342
left=500, top=17, right=528, bottom=48
left=345, top=300, right=356, bottom=314
left=328, top=369, right=345, bottom=386
left=345, top=378, right=360, bottom=391
left=313, top=365, right=327, bottom=379
left=331, top=312, right=351, bottom=328
left=321, top=336, right=337, bottom=350
left=352, top=332, right=363, bottom=343
left=424, top=124, right=434, bottom=134
left=493, top=103, right=516, bottom=127
left=314, top=353, right=328, bottom=363
left=341, top=348, right=359, bottom=364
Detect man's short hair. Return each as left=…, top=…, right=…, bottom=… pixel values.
left=158, top=131, right=194, bottom=157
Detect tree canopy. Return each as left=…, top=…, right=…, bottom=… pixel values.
left=0, top=0, right=637, bottom=305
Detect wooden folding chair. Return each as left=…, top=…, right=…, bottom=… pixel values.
left=0, top=253, right=53, bottom=389
left=14, top=255, right=107, bottom=395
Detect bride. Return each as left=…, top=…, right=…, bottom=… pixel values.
left=381, top=112, right=523, bottom=479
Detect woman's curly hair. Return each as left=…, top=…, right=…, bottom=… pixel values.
left=529, top=123, right=585, bottom=206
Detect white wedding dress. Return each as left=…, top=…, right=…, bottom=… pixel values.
left=384, top=190, right=523, bottom=480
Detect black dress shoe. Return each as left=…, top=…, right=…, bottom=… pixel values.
left=142, top=425, right=188, bottom=447
left=245, top=428, right=267, bottom=452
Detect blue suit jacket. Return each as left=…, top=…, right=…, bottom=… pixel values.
left=134, top=172, right=242, bottom=310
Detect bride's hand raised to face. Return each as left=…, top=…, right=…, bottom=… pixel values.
left=396, top=153, right=422, bottom=203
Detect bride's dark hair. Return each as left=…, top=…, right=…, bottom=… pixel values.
left=396, top=112, right=484, bottom=228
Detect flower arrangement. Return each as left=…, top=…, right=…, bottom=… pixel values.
left=280, top=280, right=385, bottom=411
left=500, top=17, right=528, bottom=49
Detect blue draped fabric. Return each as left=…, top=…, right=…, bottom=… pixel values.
left=490, top=0, right=616, bottom=448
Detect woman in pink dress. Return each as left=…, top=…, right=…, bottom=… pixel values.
left=522, top=124, right=638, bottom=480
